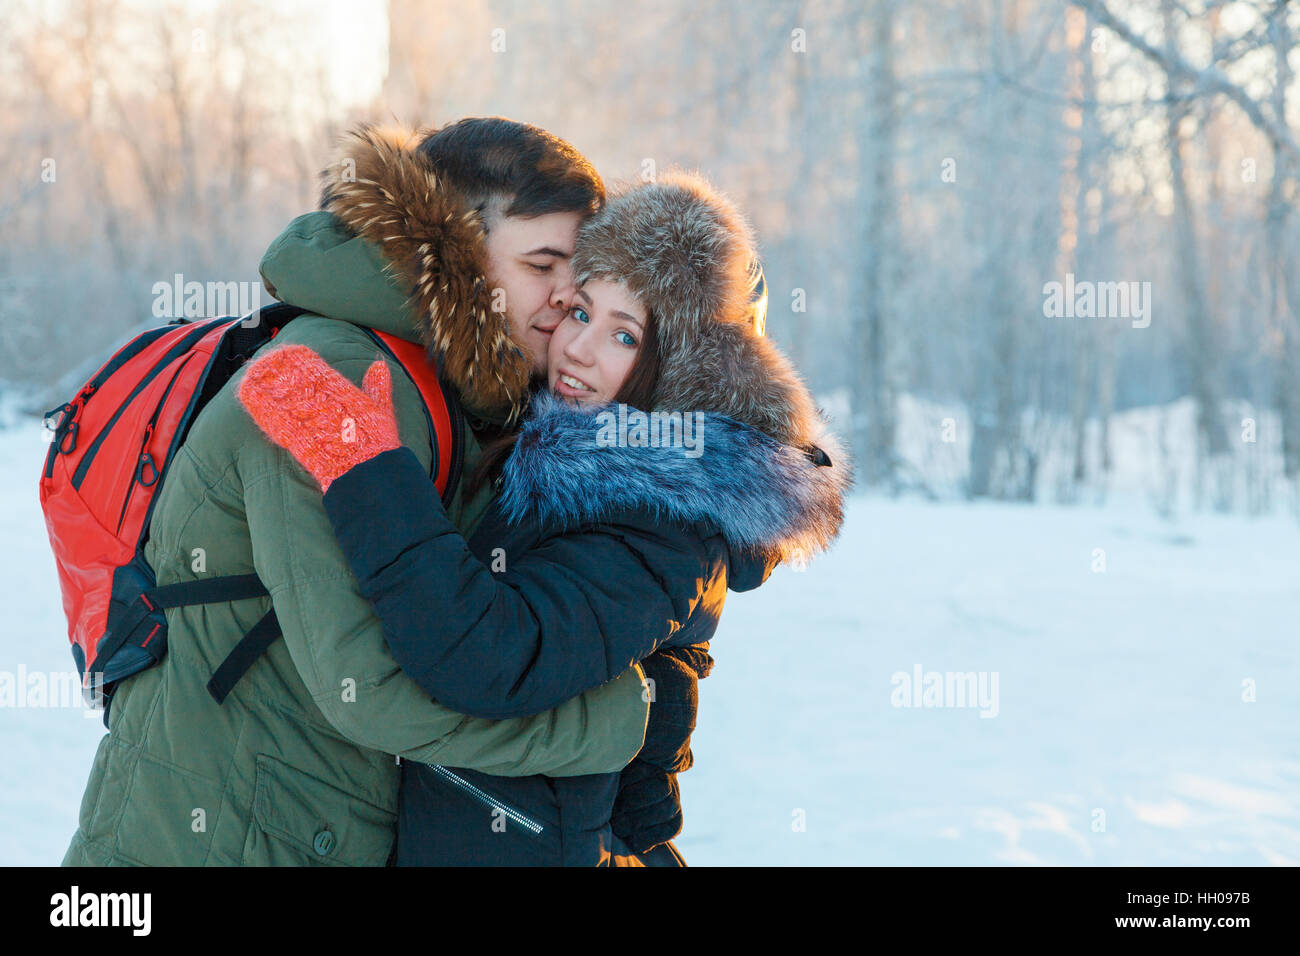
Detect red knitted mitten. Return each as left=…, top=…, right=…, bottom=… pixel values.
left=237, top=344, right=400, bottom=493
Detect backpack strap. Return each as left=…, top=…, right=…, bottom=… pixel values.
left=145, top=574, right=269, bottom=608
left=93, top=574, right=272, bottom=682
left=364, top=329, right=465, bottom=507
left=187, top=307, right=305, bottom=704
left=206, top=608, right=281, bottom=704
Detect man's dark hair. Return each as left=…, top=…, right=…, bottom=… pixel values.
left=417, top=117, right=605, bottom=226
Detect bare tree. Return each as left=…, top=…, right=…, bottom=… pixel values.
left=853, top=0, right=902, bottom=489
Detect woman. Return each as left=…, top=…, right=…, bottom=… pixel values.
left=237, top=172, right=851, bottom=865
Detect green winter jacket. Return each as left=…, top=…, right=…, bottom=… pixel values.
left=62, top=205, right=650, bottom=866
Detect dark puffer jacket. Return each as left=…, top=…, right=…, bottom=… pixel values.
left=322, top=392, right=850, bottom=865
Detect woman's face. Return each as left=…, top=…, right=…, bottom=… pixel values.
left=547, top=278, right=645, bottom=405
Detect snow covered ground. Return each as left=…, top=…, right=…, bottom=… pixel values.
left=2, top=410, right=1297, bottom=866
left=678, top=493, right=1299, bottom=865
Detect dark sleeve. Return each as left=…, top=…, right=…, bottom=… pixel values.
left=323, top=446, right=708, bottom=721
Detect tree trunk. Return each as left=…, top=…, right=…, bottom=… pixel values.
left=1162, top=0, right=1228, bottom=460
left=852, top=0, right=899, bottom=489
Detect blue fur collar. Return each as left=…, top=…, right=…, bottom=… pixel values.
left=496, top=391, right=850, bottom=561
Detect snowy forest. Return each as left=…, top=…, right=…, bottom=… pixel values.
left=3, top=0, right=1298, bottom=517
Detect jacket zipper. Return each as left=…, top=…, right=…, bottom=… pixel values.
left=426, top=765, right=545, bottom=837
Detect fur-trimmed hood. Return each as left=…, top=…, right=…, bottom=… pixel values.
left=318, top=124, right=532, bottom=419
left=570, top=171, right=826, bottom=453
left=497, top=391, right=850, bottom=569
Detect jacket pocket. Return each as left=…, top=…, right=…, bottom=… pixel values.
left=243, top=754, right=394, bottom=866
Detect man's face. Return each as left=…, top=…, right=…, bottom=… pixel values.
left=482, top=210, right=584, bottom=376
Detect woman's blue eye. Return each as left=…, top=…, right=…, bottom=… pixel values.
left=570, top=307, right=589, bottom=324
left=616, top=331, right=637, bottom=347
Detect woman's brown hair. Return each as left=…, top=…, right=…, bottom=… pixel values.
left=464, top=307, right=662, bottom=500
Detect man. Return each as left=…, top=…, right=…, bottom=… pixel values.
left=63, top=119, right=660, bottom=866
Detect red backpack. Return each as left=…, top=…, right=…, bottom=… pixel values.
left=39, top=302, right=465, bottom=723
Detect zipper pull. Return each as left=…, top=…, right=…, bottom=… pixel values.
left=71, top=383, right=97, bottom=414
left=136, top=423, right=159, bottom=486
left=52, top=383, right=97, bottom=454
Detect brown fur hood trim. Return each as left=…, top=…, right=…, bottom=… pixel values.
left=320, top=124, right=532, bottom=419
left=570, top=170, right=842, bottom=455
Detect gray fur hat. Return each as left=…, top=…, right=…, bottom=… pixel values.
left=569, top=170, right=832, bottom=455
